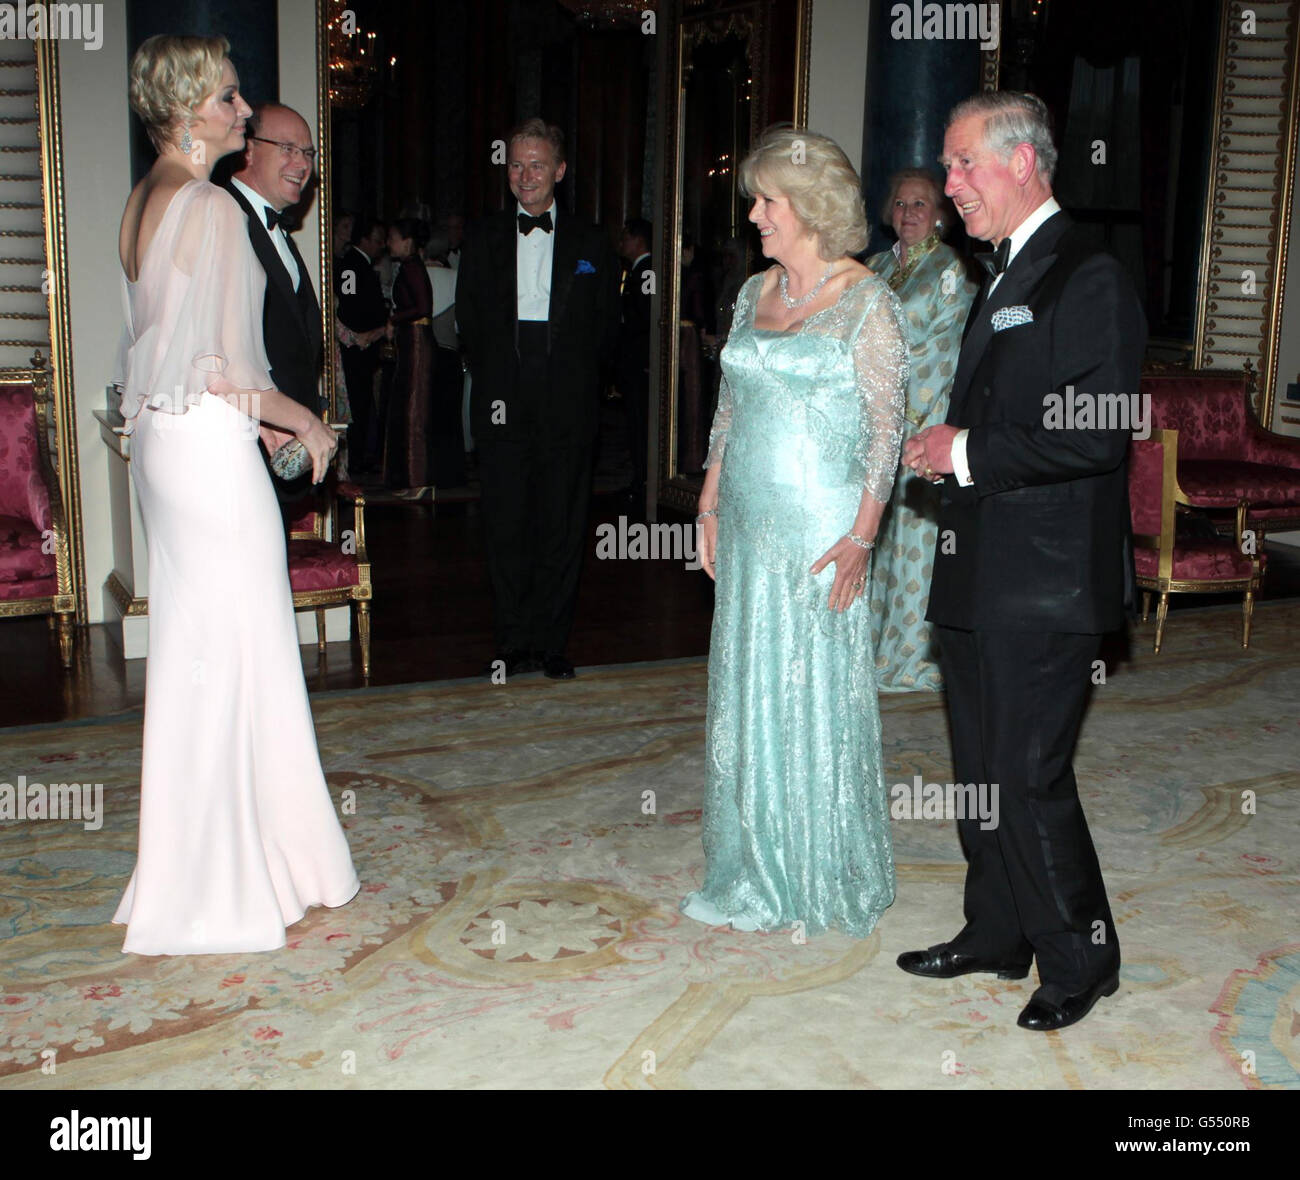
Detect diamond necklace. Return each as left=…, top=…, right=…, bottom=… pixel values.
left=779, top=261, right=835, bottom=309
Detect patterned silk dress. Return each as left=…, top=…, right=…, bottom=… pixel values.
left=683, top=270, right=908, bottom=936
left=865, top=235, right=976, bottom=692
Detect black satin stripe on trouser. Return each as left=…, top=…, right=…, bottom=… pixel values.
left=936, top=625, right=1121, bottom=992
left=476, top=320, right=594, bottom=655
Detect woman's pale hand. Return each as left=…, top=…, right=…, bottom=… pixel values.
left=296, top=415, right=338, bottom=485
left=697, top=512, right=718, bottom=581
left=259, top=425, right=295, bottom=455
left=810, top=536, right=870, bottom=612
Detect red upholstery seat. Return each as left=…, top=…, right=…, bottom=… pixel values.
left=1142, top=369, right=1300, bottom=536
left=0, top=514, right=55, bottom=593
left=0, top=364, right=75, bottom=665
left=283, top=473, right=372, bottom=678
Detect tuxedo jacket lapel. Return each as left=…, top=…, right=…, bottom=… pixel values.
left=226, top=182, right=306, bottom=335
left=549, top=214, right=578, bottom=333
left=949, top=211, right=1070, bottom=421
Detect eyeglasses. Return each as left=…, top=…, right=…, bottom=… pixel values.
left=248, top=136, right=317, bottom=165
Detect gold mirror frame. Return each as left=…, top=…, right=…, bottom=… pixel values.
left=656, top=0, right=811, bottom=515
left=981, top=3, right=1300, bottom=428
left=35, top=39, right=86, bottom=624
left=315, top=0, right=338, bottom=422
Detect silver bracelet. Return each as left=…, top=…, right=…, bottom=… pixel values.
left=845, top=532, right=874, bottom=550
left=696, top=508, right=718, bottom=522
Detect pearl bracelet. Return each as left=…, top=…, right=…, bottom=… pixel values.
left=845, top=532, right=874, bottom=550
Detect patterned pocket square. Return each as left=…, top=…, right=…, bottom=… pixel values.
left=575, top=259, right=596, bottom=275
left=991, top=305, right=1034, bottom=332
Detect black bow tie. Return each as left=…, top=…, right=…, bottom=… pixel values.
left=518, top=211, right=553, bottom=235
left=264, top=207, right=288, bottom=231
left=975, top=237, right=1011, bottom=278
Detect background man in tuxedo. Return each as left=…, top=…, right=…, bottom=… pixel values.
left=456, top=118, right=619, bottom=680
left=617, top=218, right=653, bottom=515
left=898, top=91, right=1146, bottom=1032
left=336, top=216, right=389, bottom=473
left=223, top=102, right=323, bottom=507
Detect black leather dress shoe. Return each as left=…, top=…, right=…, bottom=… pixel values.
left=487, top=649, right=539, bottom=677
left=1017, top=973, right=1119, bottom=1031
left=897, top=942, right=1032, bottom=980
left=542, top=653, right=576, bottom=680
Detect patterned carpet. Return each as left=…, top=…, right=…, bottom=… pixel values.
left=1, top=601, right=1297, bottom=1089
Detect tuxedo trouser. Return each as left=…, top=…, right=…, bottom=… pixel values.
left=342, top=345, right=379, bottom=468
left=476, top=320, right=594, bottom=655
left=936, top=625, right=1120, bottom=992
left=621, top=369, right=650, bottom=497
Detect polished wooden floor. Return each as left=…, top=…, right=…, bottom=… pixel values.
left=3, top=475, right=1298, bottom=728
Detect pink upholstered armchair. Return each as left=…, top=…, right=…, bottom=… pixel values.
left=1142, top=366, right=1300, bottom=542
left=285, top=475, right=372, bottom=679
left=1129, top=427, right=1266, bottom=652
left=0, top=357, right=75, bottom=667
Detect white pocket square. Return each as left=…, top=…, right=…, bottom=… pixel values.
left=991, top=305, right=1034, bottom=332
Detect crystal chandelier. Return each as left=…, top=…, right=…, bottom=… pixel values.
left=327, top=0, right=382, bottom=109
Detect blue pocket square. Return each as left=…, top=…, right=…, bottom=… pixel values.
left=991, top=305, right=1034, bottom=332
left=576, top=259, right=596, bottom=275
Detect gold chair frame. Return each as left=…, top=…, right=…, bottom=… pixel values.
left=1134, top=427, right=1264, bottom=653
left=288, top=476, right=373, bottom=680
left=0, top=352, right=75, bottom=665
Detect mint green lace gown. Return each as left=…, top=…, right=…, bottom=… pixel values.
left=683, top=271, right=908, bottom=936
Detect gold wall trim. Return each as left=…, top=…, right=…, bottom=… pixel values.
left=34, top=38, right=86, bottom=625
left=1194, top=0, right=1298, bottom=428
left=315, top=0, right=336, bottom=423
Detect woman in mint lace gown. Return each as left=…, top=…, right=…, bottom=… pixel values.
left=866, top=169, right=976, bottom=691
left=684, top=129, right=908, bottom=937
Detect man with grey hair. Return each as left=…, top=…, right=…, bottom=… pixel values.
left=457, top=118, right=618, bottom=679
left=898, top=91, right=1146, bottom=1032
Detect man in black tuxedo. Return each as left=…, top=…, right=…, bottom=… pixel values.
left=224, top=102, right=323, bottom=506
left=456, top=118, right=619, bottom=680
left=617, top=218, right=653, bottom=515
left=336, top=216, right=389, bottom=473
left=898, top=92, right=1146, bottom=1032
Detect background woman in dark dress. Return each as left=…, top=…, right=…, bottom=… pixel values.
left=384, top=217, right=435, bottom=495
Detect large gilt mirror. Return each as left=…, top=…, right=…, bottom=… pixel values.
left=983, top=0, right=1300, bottom=431
left=657, top=0, right=810, bottom=514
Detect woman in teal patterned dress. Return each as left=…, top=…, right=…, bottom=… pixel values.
left=683, top=128, right=908, bottom=936
left=866, top=170, right=976, bottom=692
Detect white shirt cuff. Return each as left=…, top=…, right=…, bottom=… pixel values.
left=951, top=429, right=974, bottom=486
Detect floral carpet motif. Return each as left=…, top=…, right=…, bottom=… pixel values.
left=1, top=601, right=1298, bottom=1088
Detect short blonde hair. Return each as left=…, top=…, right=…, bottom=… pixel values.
left=739, top=125, right=867, bottom=259
left=880, top=167, right=956, bottom=238
left=129, top=33, right=230, bottom=153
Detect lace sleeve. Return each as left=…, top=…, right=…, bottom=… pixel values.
left=851, top=283, right=909, bottom=503
left=705, top=367, right=732, bottom=469
left=704, top=274, right=755, bottom=468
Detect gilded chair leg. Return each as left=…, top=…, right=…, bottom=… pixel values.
left=56, top=614, right=73, bottom=669
left=1141, top=591, right=1151, bottom=622
left=1243, top=590, right=1255, bottom=648
left=315, top=607, right=327, bottom=652
left=358, top=600, right=371, bottom=680
left=1154, top=592, right=1170, bottom=653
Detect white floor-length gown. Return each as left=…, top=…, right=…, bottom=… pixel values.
left=112, top=179, right=359, bottom=955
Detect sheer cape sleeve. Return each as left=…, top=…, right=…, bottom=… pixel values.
left=115, top=180, right=273, bottom=425
left=850, top=280, right=908, bottom=503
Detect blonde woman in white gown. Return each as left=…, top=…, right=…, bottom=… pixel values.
left=113, top=34, right=359, bottom=954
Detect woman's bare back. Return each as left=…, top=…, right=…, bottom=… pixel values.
left=119, top=163, right=191, bottom=281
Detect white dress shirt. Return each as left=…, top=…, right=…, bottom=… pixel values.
left=231, top=176, right=299, bottom=291
left=516, top=199, right=556, bottom=322
left=951, top=196, right=1062, bottom=486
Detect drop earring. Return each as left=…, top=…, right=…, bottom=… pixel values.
left=179, top=127, right=193, bottom=155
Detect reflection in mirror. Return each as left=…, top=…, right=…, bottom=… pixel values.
left=677, top=30, right=753, bottom=478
